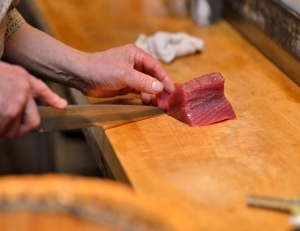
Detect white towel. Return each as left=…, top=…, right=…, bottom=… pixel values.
left=135, top=31, right=204, bottom=63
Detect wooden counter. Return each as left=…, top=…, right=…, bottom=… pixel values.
left=26, top=0, right=300, bottom=230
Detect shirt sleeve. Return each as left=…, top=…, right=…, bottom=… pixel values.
left=5, top=8, right=25, bottom=41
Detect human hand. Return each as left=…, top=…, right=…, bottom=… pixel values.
left=79, top=44, right=175, bottom=105
left=3, top=24, right=174, bottom=106
left=0, top=61, right=67, bottom=137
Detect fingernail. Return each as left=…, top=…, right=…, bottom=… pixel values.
left=59, top=98, right=68, bottom=108
left=55, top=95, right=67, bottom=108
left=152, top=81, right=163, bottom=93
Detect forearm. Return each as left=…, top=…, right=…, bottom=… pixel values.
left=2, top=23, right=89, bottom=90
left=3, top=22, right=174, bottom=102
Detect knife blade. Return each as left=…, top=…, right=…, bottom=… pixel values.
left=36, top=105, right=166, bottom=132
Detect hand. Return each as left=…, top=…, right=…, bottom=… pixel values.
left=0, top=61, right=67, bottom=137
left=79, top=44, right=175, bottom=105
left=3, top=24, right=174, bottom=105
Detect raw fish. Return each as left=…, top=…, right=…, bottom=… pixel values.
left=158, top=72, right=236, bottom=127
left=157, top=83, right=180, bottom=109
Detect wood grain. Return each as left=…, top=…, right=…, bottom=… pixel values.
left=27, top=0, right=300, bottom=230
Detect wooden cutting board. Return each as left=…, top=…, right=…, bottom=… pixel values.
left=27, top=0, right=300, bottom=230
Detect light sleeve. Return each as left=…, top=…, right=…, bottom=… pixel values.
left=5, top=8, right=25, bottom=41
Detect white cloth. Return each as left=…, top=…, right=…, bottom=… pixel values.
left=135, top=31, right=204, bottom=63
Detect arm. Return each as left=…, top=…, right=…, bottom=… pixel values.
left=3, top=23, right=175, bottom=104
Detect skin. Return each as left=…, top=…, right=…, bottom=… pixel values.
left=0, top=61, right=67, bottom=137
left=1, top=23, right=175, bottom=137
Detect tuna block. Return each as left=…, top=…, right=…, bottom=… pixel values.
left=157, top=83, right=181, bottom=109
left=166, top=72, right=236, bottom=127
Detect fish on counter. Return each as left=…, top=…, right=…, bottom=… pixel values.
left=157, top=72, right=236, bottom=127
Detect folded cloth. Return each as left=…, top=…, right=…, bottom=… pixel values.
left=135, top=31, right=204, bottom=63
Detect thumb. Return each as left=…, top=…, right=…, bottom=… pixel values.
left=29, top=75, right=67, bottom=109
left=126, top=70, right=164, bottom=94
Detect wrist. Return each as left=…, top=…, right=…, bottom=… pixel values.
left=54, top=50, right=91, bottom=91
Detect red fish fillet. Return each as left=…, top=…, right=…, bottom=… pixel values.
left=157, top=72, right=236, bottom=127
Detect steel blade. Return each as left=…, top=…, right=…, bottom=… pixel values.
left=36, top=105, right=166, bottom=132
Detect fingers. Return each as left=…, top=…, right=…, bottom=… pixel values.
left=125, top=70, right=164, bottom=95
left=132, top=46, right=175, bottom=94
left=29, top=75, right=67, bottom=109
left=3, top=111, right=23, bottom=138
left=140, top=92, right=157, bottom=106
left=0, top=95, right=39, bottom=138
left=2, top=76, right=67, bottom=137
left=80, top=45, right=174, bottom=99
left=18, top=97, right=40, bottom=137
left=0, top=104, right=24, bottom=138
left=0, top=62, right=68, bottom=137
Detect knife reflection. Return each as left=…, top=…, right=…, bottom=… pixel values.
left=36, top=104, right=166, bottom=132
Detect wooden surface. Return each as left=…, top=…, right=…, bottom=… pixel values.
left=27, top=0, right=300, bottom=230
left=0, top=174, right=182, bottom=231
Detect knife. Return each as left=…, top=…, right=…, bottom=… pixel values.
left=36, top=105, right=166, bottom=132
